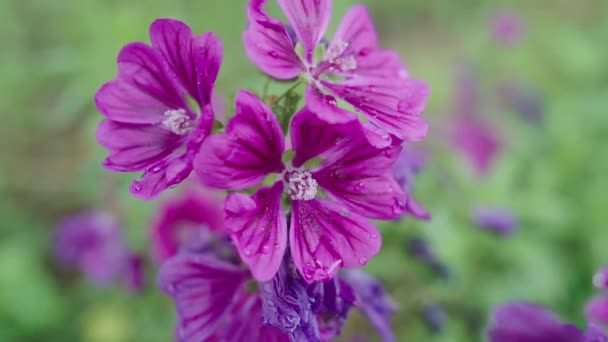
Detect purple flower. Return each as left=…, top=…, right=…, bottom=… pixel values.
left=54, top=211, right=129, bottom=286
left=594, top=267, right=608, bottom=290
left=150, top=190, right=225, bottom=264
left=392, top=147, right=430, bottom=221
left=586, top=296, right=608, bottom=326
left=122, top=253, right=146, bottom=292
left=158, top=254, right=289, bottom=342
left=315, top=276, right=357, bottom=340
left=488, top=302, right=607, bottom=342
left=490, top=10, right=525, bottom=47
left=407, top=237, right=451, bottom=279
left=260, top=256, right=321, bottom=341
left=244, top=0, right=429, bottom=147
left=421, top=303, right=447, bottom=334
left=472, top=206, right=518, bottom=236
left=95, top=19, right=223, bottom=200
left=196, top=91, right=408, bottom=282
left=341, top=270, right=398, bottom=342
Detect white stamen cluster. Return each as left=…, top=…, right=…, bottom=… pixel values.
left=287, top=171, right=318, bottom=201
left=163, top=109, right=191, bottom=135
left=326, top=40, right=357, bottom=72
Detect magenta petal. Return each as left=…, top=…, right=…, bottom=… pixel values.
left=244, top=0, right=304, bottom=80
left=290, top=103, right=360, bottom=167
left=129, top=155, right=193, bottom=200
left=158, top=254, right=248, bottom=342
left=404, top=196, right=431, bottom=221
left=225, top=182, right=287, bottom=282
left=195, top=91, right=285, bottom=190
left=304, top=86, right=359, bottom=125
left=329, top=4, right=378, bottom=59
left=150, top=19, right=223, bottom=106
left=290, top=199, right=382, bottom=283
left=95, top=42, right=186, bottom=124
left=322, top=77, right=430, bottom=142
left=277, top=0, right=332, bottom=62
left=313, top=136, right=406, bottom=219
left=97, top=119, right=182, bottom=172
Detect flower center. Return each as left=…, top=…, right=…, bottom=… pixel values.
left=286, top=171, right=318, bottom=201
left=326, top=40, right=357, bottom=72
left=163, top=109, right=192, bottom=135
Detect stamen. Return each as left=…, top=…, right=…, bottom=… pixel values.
left=286, top=171, right=318, bottom=201
left=163, top=109, right=192, bottom=135
left=326, top=40, right=357, bottom=72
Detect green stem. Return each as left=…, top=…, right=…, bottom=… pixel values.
left=273, top=80, right=302, bottom=105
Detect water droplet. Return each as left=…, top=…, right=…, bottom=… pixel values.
left=369, top=233, right=378, bottom=239
left=340, top=211, right=349, bottom=217
left=274, top=243, right=280, bottom=249
left=131, top=181, right=143, bottom=192
left=261, top=245, right=270, bottom=254
left=397, top=100, right=411, bottom=112
left=266, top=299, right=276, bottom=307
left=392, top=199, right=405, bottom=215
left=149, top=166, right=162, bottom=173
left=358, top=256, right=368, bottom=265
left=269, top=51, right=279, bottom=58
left=354, top=182, right=365, bottom=191
left=244, top=249, right=252, bottom=256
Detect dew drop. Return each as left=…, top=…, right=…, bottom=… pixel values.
left=244, top=249, right=252, bottom=256
left=369, top=233, right=378, bottom=239
left=340, top=211, right=349, bottom=217
left=354, top=181, right=365, bottom=191
left=261, top=245, right=271, bottom=254
left=131, top=181, right=143, bottom=192
left=358, top=257, right=368, bottom=265
left=392, top=199, right=405, bottom=215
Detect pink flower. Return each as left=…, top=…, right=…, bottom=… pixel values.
left=490, top=10, right=525, bottom=47
left=195, top=91, right=407, bottom=282
left=95, top=19, right=223, bottom=200
left=244, top=0, right=429, bottom=147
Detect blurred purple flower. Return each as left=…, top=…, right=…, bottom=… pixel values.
left=196, top=91, right=407, bottom=282
left=244, top=0, right=429, bottom=147
left=498, top=82, right=544, bottom=123
left=472, top=206, right=518, bottom=236
left=122, top=253, right=145, bottom=292
left=490, top=10, right=525, bottom=47
left=594, top=267, right=608, bottom=290
left=586, top=296, right=608, bottom=326
left=392, top=147, right=431, bottom=221
left=95, top=19, right=223, bottom=200
left=422, top=303, right=447, bottom=334
left=342, top=270, right=398, bottom=342
left=488, top=302, right=607, bottom=342
left=150, top=190, right=225, bottom=264
left=407, top=237, right=451, bottom=279
left=55, top=211, right=129, bottom=286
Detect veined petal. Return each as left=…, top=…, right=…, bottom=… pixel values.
left=277, top=0, right=332, bottom=63
left=313, top=135, right=406, bottom=219
left=195, top=91, right=285, bottom=190
left=290, top=199, right=381, bottom=283
left=158, top=254, right=248, bottom=342
left=95, top=42, right=186, bottom=124
left=97, top=119, right=183, bottom=172
left=244, top=0, right=304, bottom=79
left=129, top=154, right=194, bottom=201
left=328, top=4, right=378, bottom=61
left=290, top=100, right=359, bottom=167
left=322, top=77, right=430, bottom=143
left=224, top=291, right=290, bottom=342
left=225, top=182, right=287, bottom=282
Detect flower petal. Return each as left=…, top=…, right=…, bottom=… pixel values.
left=195, top=91, right=285, bottom=190
left=96, top=119, right=183, bottom=172
left=129, top=154, right=193, bottom=200
left=158, top=254, right=248, bottom=342
left=290, top=98, right=359, bottom=167
left=322, top=77, right=430, bottom=143
left=341, top=270, right=398, bottom=342
left=224, top=291, right=290, bottom=342
left=313, top=136, right=407, bottom=220
left=329, top=4, right=378, bottom=60
left=95, top=42, right=186, bottom=124
left=225, top=182, right=287, bottom=282
left=150, top=19, right=223, bottom=106
left=244, top=0, right=304, bottom=79
left=277, top=0, right=332, bottom=62
left=290, top=199, right=382, bottom=283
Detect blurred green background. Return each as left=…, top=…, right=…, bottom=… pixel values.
left=1, top=0, right=607, bottom=341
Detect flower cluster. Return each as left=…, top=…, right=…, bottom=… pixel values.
left=95, top=0, right=430, bottom=341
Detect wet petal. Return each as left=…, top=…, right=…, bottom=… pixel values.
left=224, top=291, right=290, bottom=342
left=158, top=254, right=248, bottom=342
left=150, top=19, right=223, bottom=106
left=244, top=0, right=304, bottom=79
left=328, top=5, right=377, bottom=61
left=313, top=136, right=407, bottom=220
left=95, top=42, right=186, bottom=124
left=129, top=154, right=193, bottom=200
left=290, top=99, right=359, bottom=167
left=322, top=77, right=429, bottom=143
left=290, top=199, right=381, bottom=283
left=225, top=182, right=287, bottom=281
left=195, top=90, right=285, bottom=190
left=277, top=0, right=332, bottom=62
left=96, top=119, right=183, bottom=172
